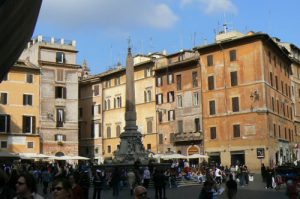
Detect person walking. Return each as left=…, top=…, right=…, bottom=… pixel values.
left=111, top=167, right=121, bottom=198
left=261, top=163, right=266, bottom=182
left=226, top=174, right=237, bottom=199
left=143, top=167, right=151, bottom=188
left=127, top=169, right=136, bottom=196
left=92, top=170, right=104, bottom=199
left=153, top=169, right=166, bottom=199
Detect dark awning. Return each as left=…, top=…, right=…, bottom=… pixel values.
left=0, top=0, right=42, bottom=81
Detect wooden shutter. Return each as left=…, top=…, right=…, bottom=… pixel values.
left=32, top=116, right=36, bottom=134
left=6, top=115, right=10, bottom=133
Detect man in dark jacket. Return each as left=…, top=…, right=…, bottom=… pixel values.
left=153, top=169, right=166, bottom=199
left=226, top=174, right=237, bottom=199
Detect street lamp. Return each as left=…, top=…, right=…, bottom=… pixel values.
left=250, top=90, right=259, bottom=101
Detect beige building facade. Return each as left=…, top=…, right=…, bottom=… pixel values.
left=20, top=36, right=80, bottom=156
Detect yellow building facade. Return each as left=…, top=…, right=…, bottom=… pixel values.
left=0, top=60, right=40, bottom=154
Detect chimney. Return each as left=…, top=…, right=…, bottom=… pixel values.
left=51, top=37, right=55, bottom=44
left=60, top=38, right=64, bottom=45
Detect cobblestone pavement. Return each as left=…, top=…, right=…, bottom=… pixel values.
left=38, top=174, right=288, bottom=199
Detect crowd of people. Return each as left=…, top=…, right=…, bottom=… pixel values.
left=0, top=159, right=299, bottom=199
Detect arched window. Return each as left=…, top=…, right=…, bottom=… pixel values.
left=116, top=125, right=121, bottom=137
left=147, top=90, right=151, bottom=102
left=107, top=126, right=111, bottom=138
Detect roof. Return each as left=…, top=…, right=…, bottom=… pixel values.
left=194, top=32, right=291, bottom=64
left=13, top=59, right=40, bottom=70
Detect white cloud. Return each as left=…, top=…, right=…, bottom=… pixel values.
left=38, top=0, right=178, bottom=30
left=180, top=0, right=238, bottom=14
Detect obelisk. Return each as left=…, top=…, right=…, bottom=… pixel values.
left=113, top=47, right=149, bottom=164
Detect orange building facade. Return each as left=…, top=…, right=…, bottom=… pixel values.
left=196, top=32, right=295, bottom=170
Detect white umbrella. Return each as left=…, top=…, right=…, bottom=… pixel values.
left=72, top=155, right=89, bottom=160
left=19, top=153, right=51, bottom=159
left=187, top=154, right=208, bottom=159
left=161, top=153, right=187, bottom=160
left=48, top=155, right=89, bottom=160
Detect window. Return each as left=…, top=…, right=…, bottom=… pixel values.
left=116, top=125, right=121, bottom=137
left=56, top=69, right=64, bottom=82
left=23, top=94, right=33, bottom=106
left=208, top=76, right=215, bottom=90
left=278, top=125, right=281, bottom=138
left=193, top=92, right=199, bottom=106
left=56, top=52, right=65, bottom=63
left=178, top=120, right=183, bottom=133
left=229, top=50, right=237, bottom=61
left=176, top=75, right=182, bottom=90
left=144, top=67, right=152, bottom=77
left=0, top=114, right=10, bottom=133
left=156, top=76, right=163, bottom=87
left=147, top=120, right=152, bottom=134
left=275, top=76, right=278, bottom=90
left=56, top=109, right=64, bottom=127
left=195, top=118, right=200, bottom=132
left=168, top=110, right=175, bottom=121
left=107, top=145, right=111, bottom=153
left=106, top=99, right=111, bottom=110
left=167, top=74, right=173, bottom=84
left=167, top=91, right=174, bottom=103
left=115, top=96, right=122, bottom=108
left=94, top=85, right=99, bottom=96
left=55, top=87, right=66, bottom=99
left=93, top=104, right=101, bottom=115
left=105, top=80, right=111, bottom=88
left=207, top=55, right=213, bottom=66
left=23, top=116, right=36, bottom=133
left=99, top=123, right=102, bottom=137
left=233, top=124, right=240, bottom=137
left=107, top=126, right=111, bottom=138
left=26, top=74, right=33, bottom=83
left=159, top=134, right=163, bottom=144
left=115, top=77, right=121, bottom=86
left=270, top=72, right=273, bottom=87
left=192, top=71, right=198, bottom=87
left=230, top=71, right=238, bottom=86
left=271, top=97, right=275, bottom=111
left=210, top=127, right=216, bottom=139
left=209, top=100, right=216, bottom=115
left=147, top=144, right=151, bottom=150
left=144, top=90, right=151, bottom=103
left=0, top=93, right=7, bottom=104
left=27, top=142, right=34, bottom=148
left=158, top=111, right=163, bottom=123
left=94, top=123, right=100, bottom=138
left=177, top=95, right=183, bottom=108
left=273, top=123, right=276, bottom=137
left=156, top=94, right=163, bottom=104
left=1, top=141, right=7, bottom=148
left=232, top=97, right=239, bottom=112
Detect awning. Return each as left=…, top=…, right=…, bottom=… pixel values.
left=48, top=155, right=90, bottom=160
left=187, top=154, right=208, bottom=159
left=0, top=151, right=20, bottom=158
left=19, top=153, right=51, bottom=159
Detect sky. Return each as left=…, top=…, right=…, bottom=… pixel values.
left=34, top=0, right=300, bottom=75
